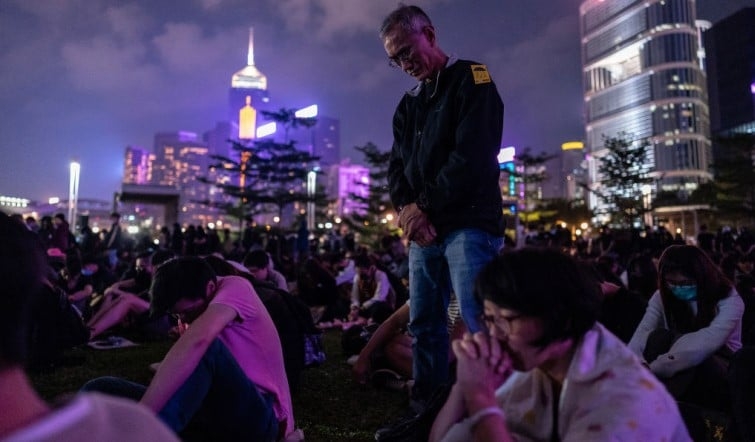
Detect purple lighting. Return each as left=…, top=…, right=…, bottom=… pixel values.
left=751, top=82, right=755, bottom=94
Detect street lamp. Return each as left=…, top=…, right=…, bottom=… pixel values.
left=68, top=161, right=80, bottom=232
left=306, top=170, right=317, bottom=230
left=641, top=184, right=652, bottom=227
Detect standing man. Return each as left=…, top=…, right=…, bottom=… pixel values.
left=102, top=212, right=122, bottom=270
left=379, top=3, right=505, bottom=432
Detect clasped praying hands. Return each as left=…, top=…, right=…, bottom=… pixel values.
left=398, top=203, right=437, bottom=246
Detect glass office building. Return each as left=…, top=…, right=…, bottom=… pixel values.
left=580, top=0, right=712, bottom=213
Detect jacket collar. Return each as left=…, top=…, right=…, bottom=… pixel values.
left=406, top=54, right=458, bottom=97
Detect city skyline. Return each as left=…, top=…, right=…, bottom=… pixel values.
left=1, top=0, right=752, bottom=202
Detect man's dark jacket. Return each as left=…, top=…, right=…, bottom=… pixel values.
left=388, top=58, right=505, bottom=239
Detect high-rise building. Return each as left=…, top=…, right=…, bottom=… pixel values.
left=123, top=146, right=153, bottom=185
left=289, top=114, right=341, bottom=168
left=704, top=8, right=755, bottom=138
left=580, top=0, right=712, bottom=212
left=561, top=141, right=588, bottom=201
left=144, top=131, right=226, bottom=226
left=331, top=162, right=370, bottom=218
left=203, top=121, right=235, bottom=158
left=229, top=27, right=270, bottom=142
left=152, top=131, right=205, bottom=186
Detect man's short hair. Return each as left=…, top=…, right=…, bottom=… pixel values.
left=149, top=256, right=216, bottom=316
left=0, top=212, right=47, bottom=367
left=243, top=249, right=270, bottom=269
left=379, top=4, right=433, bottom=39
left=110, top=212, right=121, bottom=219
left=475, top=248, right=601, bottom=347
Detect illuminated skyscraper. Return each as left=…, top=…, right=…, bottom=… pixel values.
left=561, top=142, right=587, bottom=201
left=150, top=131, right=224, bottom=226
left=289, top=114, right=341, bottom=168
left=229, top=27, right=270, bottom=141
left=330, top=162, right=370, bottom=217
left=580, top=0, right=712, bottom=211
left=123, top=146, right=153, bottom=185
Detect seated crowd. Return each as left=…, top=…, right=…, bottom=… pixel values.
left=3, top=209, right=755, bottom=441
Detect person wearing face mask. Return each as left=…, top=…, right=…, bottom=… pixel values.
left=628, top=244, right=744, bottom=410
left=430, top=248, right=689, bottom=442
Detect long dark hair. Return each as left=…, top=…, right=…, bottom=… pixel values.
left=657, top=245, right=734, bottom=332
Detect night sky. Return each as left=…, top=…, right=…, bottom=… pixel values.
left=1, top=0, right=752, bottom=202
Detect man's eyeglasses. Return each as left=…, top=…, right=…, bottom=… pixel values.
left=480, top=313, right=523, bottom=335
left=169, top=303, right=204, bottom=324
left=388, top=45, right=414, bottom=68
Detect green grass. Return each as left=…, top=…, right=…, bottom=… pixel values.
left=30, top=330, right=407, bottom=442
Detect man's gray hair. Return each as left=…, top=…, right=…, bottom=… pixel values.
left=379, top=4, right=433, bottom=38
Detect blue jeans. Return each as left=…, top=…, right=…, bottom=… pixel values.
left=408, top=228, right=503, bottom=403
left=82, top=339, right=279, bottom=441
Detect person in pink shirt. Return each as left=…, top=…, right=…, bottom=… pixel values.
left=83, top=256, right=301, bottom=441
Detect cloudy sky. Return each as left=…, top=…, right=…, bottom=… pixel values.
left=1, top=0, right=752, bottom=202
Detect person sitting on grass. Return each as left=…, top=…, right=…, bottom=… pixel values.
left=430, top=248, right=690, bottom=442
left=203, top=254, right=308, bottom=396
left=343, top=254, right=396, bottom=329
left=352, top=297, right=465, bottom=389
left=0, top=212, right=179, bottom=442
left=59, top=251, right=94, bottom=318
left=244, top=249, right=289, bottom=291
left=86, top=249, right=175, bottom=340
left=628, top=244, right=744, bottom=411
left=82, top=256, right=302, bottom=441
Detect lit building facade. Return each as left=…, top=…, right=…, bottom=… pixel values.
left=580, top=0, right=712, bottom=212
left=497, top=147, right=519, bottom=215
left=289, top=115, right=341, bottom=168
left=331, top=162, right=370, bottom=218
left=0, top=195, right=31, bottom=214
left=561, top=141, right=588, bottom=201
left=120, top=131, right=229, bottom=228
left=123, top=146, right=154, bottom=185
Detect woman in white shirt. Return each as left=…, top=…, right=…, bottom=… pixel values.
left=628, top=244, right=744, bottom=410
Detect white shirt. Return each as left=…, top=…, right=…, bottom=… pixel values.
left=3, top=393, right=178, bottom=442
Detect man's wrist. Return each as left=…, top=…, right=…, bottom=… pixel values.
left=463, top=389, right=498, bottom=412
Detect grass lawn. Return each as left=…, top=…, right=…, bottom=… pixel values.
left=30, top=330, right=407, bottom=442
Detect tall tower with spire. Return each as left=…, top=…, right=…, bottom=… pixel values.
left=229, top=27, right=270, bottom=140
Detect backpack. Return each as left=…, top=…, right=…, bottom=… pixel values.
left=251, top=280, right=325, bottom=395
left=276, top=285, right=326, bottom=367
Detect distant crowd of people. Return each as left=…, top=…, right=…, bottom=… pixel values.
left=6, top=203, right=755, bottom=441
left=3, top=3, right=755, bottom=441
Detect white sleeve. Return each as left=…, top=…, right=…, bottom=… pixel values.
left=627, top=291, right=665, bottom=359
left=650, top=291, right=744, bottom=377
